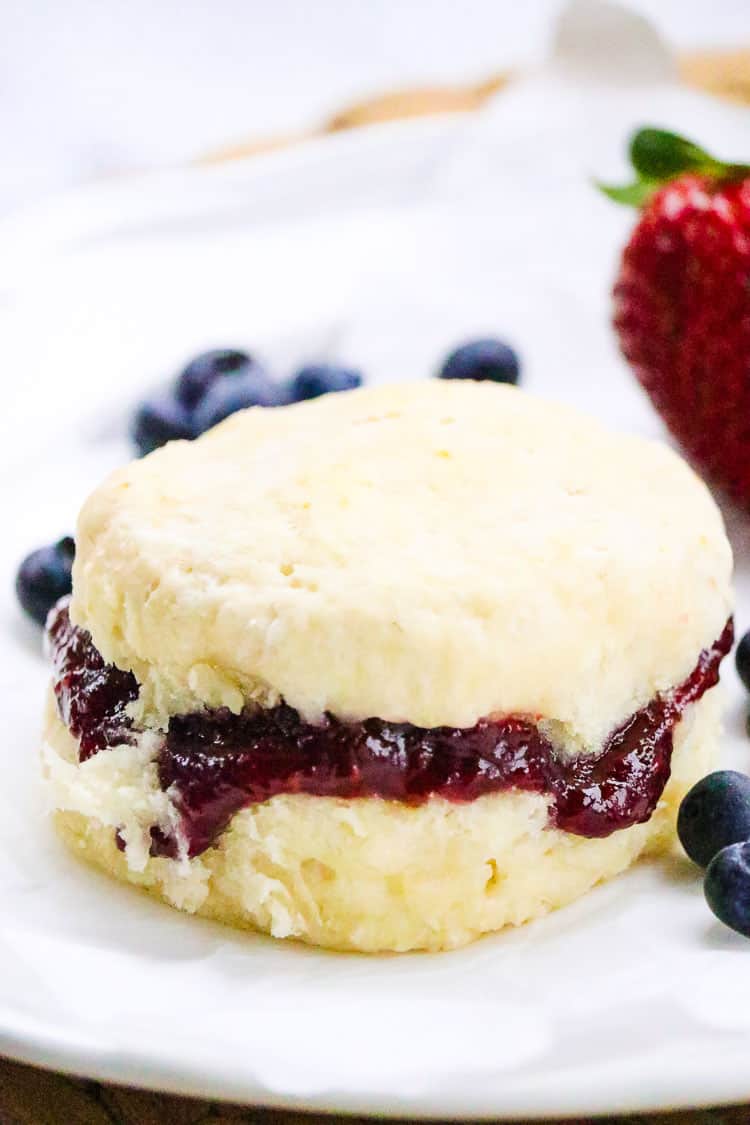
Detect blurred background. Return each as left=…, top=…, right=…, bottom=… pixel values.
left=2, top=0, right=749, bottom=217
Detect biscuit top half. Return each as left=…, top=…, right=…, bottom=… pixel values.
left=70, top=380, right=732, bottom=750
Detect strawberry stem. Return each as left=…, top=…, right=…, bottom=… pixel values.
left=599, top=127, right=750, bottom=208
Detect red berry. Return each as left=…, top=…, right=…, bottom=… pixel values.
left=613, top=172, right=750, bottom=503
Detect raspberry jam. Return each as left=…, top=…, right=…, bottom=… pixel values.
left=48, top=601, right=733, bottom=859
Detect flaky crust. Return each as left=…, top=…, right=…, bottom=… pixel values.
left=70, top=381, right=731, bottom=748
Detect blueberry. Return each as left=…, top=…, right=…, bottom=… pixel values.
left=16, top=536, right=75, bottom=626
left=192, top=370, right=284, bottom=435
left=438, top=338, right=520, bottom=385
left=288, top=364, right=363, bottom=403
left=677, top=770, right=750, bottom=867
left=736, top=630, right=750, bottom=692
left=705, top=841, right=750, bottom=937
left=175, top=349, right=254, bottom=409
left=131, top=394, right=195, bottom=457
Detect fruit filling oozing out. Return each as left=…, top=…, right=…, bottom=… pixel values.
left=47, top=601, right=733, bottom=860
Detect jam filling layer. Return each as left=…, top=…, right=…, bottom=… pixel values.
left=47, top=603, right=733, bottom=858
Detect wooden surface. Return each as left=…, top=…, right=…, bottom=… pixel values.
left=7, top=45, right=750, bottom=1125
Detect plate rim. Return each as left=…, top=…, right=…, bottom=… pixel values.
left=1, top=993, right=750, bottom=1119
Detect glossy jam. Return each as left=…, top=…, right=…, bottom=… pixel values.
left=47, top=601, right=733, bottom=859
left=48, top=600, right=138, bottom=760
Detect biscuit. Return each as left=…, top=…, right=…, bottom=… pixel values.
left=43, top=381, right=733, bottom=951
left=70, top=382, right=731, bottom=742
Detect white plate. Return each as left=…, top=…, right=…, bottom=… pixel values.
left=3, top=9, right=750, bottom=1116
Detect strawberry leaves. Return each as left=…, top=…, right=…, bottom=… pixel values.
left=599, top=127, right=750, bottom=208
left=598, top=179, right=658, bottom=207
left=629, top=129, right=725, bottom=180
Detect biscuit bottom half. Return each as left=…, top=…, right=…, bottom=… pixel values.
left=45, top=689, right=720, bottom=953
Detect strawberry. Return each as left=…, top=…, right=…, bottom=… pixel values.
left=603, top=128, right=750, bottom=504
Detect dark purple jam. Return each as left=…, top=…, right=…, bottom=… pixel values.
left=47, top=601, right=733, bottom=859
left=48, top=599, right=138, bottom=760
